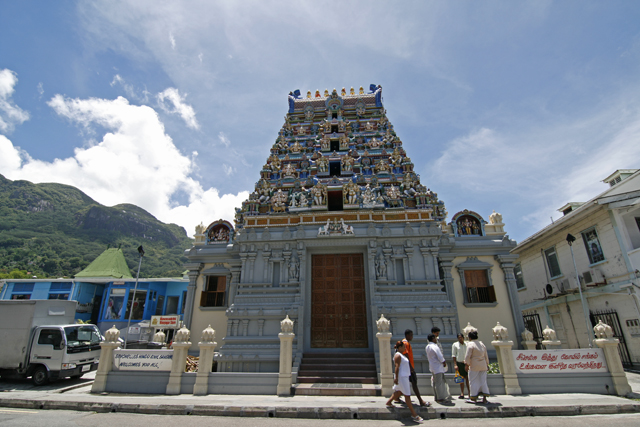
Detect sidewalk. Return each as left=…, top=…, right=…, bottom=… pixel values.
left=1, top=373, right=639, bottom=420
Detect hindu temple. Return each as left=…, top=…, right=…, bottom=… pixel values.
left=183, top=85, right=524, bottom=391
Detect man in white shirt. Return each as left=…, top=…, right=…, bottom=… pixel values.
left=451, top=332, right=469, bottom=399
left=425, top=333, right=450, bottom=403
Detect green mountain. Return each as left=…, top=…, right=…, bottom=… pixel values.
left=0, top=174, right=194, bottom=278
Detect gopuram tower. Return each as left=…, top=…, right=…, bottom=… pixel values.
left=184, top=85, right=523, bottom=388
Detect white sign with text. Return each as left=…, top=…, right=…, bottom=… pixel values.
left=113, top=349, right=173, bottom=371
left=513, top=349, right=607, bottom=374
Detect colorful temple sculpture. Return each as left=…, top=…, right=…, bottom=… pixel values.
left=184, top=86, right=524, bottom=386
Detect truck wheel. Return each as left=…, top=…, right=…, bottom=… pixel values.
left=32, top=366, right=49, bottom=386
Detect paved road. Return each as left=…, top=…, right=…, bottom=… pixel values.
left=0, top=371, right=96, bottom=393
left=1, top=409, right=640, bottom=427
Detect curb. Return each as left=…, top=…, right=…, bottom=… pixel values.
left=1, top=398, right=639, bottom=419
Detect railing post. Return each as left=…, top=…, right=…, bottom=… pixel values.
left=593, top=320, right=632, bottom=396
left=491, top=322, right=522, bottom=395
left=91, top=325, right=120, bottom=393
left=194, top=325, right=217, bottom=396
left=166, top=326, right=191, bottom=395
left=541, top=325, right=562, bottom=349
left=376, top=314, right=393, bottom=396
left=277, top=315, right=295, bottom=396
left=521, top=329, right=537, bottom=350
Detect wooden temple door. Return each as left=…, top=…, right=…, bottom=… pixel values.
left=311, top=254, right=368, bottom=348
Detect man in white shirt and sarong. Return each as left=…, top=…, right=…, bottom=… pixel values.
left=425, top=333, right=451, bottom=403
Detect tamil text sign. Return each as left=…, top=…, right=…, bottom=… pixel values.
left=113, top=349, right=173, bottom=371
left=513, top=349, right=607, bottom=374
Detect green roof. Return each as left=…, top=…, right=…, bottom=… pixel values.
left=75, top=248, right=133, bottom=279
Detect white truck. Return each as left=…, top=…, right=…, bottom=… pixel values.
left=0, top=300, right=102, bottom=385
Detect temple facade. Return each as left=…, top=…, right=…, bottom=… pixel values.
left=183, top=86, right=525, bottom=377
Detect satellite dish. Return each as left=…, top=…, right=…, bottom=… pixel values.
left=546, top=284, right=553, bottom=295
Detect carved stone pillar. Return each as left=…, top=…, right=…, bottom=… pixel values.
left=442, top=317, right=452, bottom=335
left=231, top=319, right=239, bottom=336
left=167, top=327, right=191, bottom=395
left=228, top=264, right=241, bottom=307
left=91, top=325, right=120, bottom=393
left=258, top=319, right=265, bottom=336
left=262, top=247, right=272, bottom=282
left=490, top=322, right=521, bottom=395
left=376, top=315, right=394, bottom=396
left=194, top=325, right=217, bottom=396
left=183, top=263, right=202, bottom=329
left=404, top=244, right=414, bottom=280
left=495, top=254, right=526, bottom=347
left=247, top=251, right=257, bottom=282
left=438, top=256, right=456, bottom=305
left=414, top=317, right=423, bottom=336
left=283, top=251, right=291, bottom=283
left=419, top=247, right=437, bottom=281
left=390, top=317, right=399, bottom=335
left=226, top=320, right=232, bottom=338
left=239, top=252, right=248, bottom=282
left=241, top=319, right=249, bottom=336
left=277, top=316, right=295, bottom=396
left=593, top=320, right=632, bottom=396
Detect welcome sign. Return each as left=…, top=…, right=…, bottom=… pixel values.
left=113, top=349, right=173, bottom=371
left=513, top=349, right=607, bottom=374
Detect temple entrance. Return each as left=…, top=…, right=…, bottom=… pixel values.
left=311, top=254, right=368, bottom=348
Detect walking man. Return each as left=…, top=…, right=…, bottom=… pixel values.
left=452, top=332, right=470, bottom=399
left=426, top=333, right=451, bottom=403
left=398, top=329, right=429, bottom=407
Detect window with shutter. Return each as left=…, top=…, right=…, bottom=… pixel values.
left=200, top=276, right=227, bottom=307
left=463, top=270, right=496, bottom=303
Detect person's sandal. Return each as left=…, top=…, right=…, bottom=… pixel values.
left=458, top=395, right=465, bottom=399
left=411, top=415, right=424, bottom=423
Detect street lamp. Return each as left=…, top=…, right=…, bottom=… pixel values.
left=124, top=245, right=145, bottom=349
left=566, top=234, right=594, bottom=347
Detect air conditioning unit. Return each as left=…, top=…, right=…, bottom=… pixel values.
left=581, top=269, right=606, bottom=286
left=558, top=278, right=573, bottom=292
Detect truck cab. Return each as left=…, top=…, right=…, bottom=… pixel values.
left=27, top=324, right=102, bottom=385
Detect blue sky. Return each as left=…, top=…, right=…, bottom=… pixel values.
left=1, top=1, right=640, bottom=242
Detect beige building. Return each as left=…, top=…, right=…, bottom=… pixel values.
left=513, top=169, right=640, bottom=367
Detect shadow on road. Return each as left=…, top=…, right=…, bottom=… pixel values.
left=0, top=371, right=95, bottom=393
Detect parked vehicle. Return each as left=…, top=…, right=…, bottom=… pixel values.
left=0, top=300, right=101, bottom=385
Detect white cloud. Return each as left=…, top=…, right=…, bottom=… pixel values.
left=198, top=53, right=203, bottom=62
left=223, top=164, right=234, bottom=176
left=157, top=87, right=199, bottom=130
left=37, top=82, right=44, bottom=96
left=0, top=95, right=246, bottom=237
left=218, top=131, right=230, bottom=147
left=0, top=69, right=30, bottom=133
left=169, top=32, right=176, bottom=50
left=0, top=135, right=24, bottom=171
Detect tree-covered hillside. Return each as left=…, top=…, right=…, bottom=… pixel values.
left=0, top=174, right=194, bottom=278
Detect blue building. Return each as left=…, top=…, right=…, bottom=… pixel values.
left=0, top=248, right=188, bottom=337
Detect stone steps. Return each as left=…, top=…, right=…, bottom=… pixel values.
left=296, top=352, right=379, bottom=392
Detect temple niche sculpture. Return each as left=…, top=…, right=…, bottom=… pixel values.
left=184, top=85, right=522, bottom=387
left=451, top=210, right=485, bottom=237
